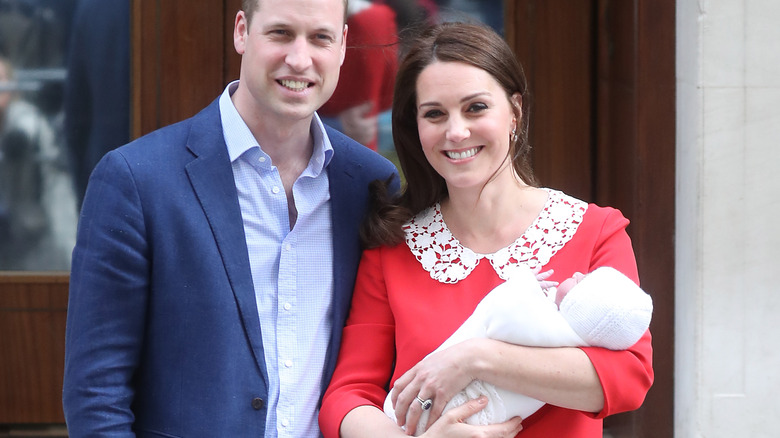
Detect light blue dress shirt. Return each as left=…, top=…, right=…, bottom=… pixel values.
left=220, top=81, right=334, bottom=437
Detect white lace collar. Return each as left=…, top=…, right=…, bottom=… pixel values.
left=403, top=189, right=587, bottom=284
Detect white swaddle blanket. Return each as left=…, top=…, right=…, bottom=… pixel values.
left=383, top=265, right=652, bottom=435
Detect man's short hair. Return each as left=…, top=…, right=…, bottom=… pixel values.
left=241, top=0, right=349, bottom=25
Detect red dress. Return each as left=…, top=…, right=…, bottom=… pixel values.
left=319, top=190, right=654, bottom=437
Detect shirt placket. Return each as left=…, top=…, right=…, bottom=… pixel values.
left=276, top=231, right=297, bottom=436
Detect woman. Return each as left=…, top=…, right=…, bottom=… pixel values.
left=319, top=22, right=653, bottom=437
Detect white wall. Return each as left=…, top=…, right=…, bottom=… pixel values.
left=676, top=0, right=780, bottom=436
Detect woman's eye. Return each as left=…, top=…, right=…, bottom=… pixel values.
left=422, top=109, right=444, bottom=119
left=467, top=102, right=488, bottom=113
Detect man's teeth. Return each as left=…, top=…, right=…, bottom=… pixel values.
left=446, top=147, right=480, bottom=160
left=280, top=79, right=308, bottom=91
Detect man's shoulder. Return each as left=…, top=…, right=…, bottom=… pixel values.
left=117, top=98, right=221, bottom=157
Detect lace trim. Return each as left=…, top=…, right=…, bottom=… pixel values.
left=404, top=189, right=587, bottom=284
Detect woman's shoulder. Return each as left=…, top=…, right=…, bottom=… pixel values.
left=582, top=201, right=630, bottom=229
left=543, top=188, right=629, bottom=224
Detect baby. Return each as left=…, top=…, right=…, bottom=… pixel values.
left=384, top=265, right=653, bottom=435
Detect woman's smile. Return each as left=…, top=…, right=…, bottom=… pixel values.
left=444, top=146, right=483, bottom=160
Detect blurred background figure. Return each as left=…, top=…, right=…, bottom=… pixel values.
left=434, top=0, right=503, bottom=35
left=0, top=56, right=76, bottom=270
left=384, top=0, right=438, bottom=32
left=319, top=0, right=399, bottom=151
left=0, top=0, right=79, bottom=271
left=64, top=0, right=130, bottom=208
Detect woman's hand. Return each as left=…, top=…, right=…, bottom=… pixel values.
left=390, top=338, right=486, bottom=434
left=420, top=396, right=524, bottom=438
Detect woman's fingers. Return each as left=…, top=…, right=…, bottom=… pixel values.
left=423, top=396, right=524, bottom=437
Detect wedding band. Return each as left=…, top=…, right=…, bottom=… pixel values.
left=416, top=396, right=433, bottom=411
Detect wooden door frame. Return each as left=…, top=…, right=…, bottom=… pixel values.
left=131, top=0, right=242, bottom=138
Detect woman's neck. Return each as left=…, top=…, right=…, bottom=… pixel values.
left=441, top=175, right=547, bottom=254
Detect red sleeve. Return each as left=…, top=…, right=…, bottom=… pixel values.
left=319, top=247, right=397, bottom=438
left=579, top=207, right=654, bottom=418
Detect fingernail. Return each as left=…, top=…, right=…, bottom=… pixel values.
left=478, top=396, right=487, bottom=404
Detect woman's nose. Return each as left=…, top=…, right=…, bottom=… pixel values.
left=445, top=117, right=470, bottom=143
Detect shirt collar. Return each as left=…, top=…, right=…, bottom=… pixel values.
left=219, top=80, right=334, bottom=172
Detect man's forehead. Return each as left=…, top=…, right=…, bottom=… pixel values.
left=254, top=0, right=346, bottom=25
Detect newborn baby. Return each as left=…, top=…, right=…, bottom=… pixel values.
left=384, top=265, right=653, bottom=435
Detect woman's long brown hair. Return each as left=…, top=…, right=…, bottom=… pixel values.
left=361, top=22, right=537, bottom=249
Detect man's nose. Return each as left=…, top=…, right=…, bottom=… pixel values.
left=285, top=37, right=313, bottom=72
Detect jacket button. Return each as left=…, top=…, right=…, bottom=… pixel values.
left=252, top=397, right=265, bottom=410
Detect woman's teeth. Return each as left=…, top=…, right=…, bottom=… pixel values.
left=446, top=147, right=480, bottom=160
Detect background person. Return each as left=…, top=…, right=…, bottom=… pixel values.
left=64, top=0, right=131, bottom=208
left=319, top=0, right=398, bottom=151
left=0, top=55, right=75, bottom=270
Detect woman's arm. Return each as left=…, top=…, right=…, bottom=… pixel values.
left=472, top=340, right=604, bottom=411
left=390, top=338, right=603, bottom=431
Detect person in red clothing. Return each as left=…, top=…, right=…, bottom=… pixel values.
left=319, top=0, right=398, bottom=150
left=382, top=265, right=653, bottom=435
left=319, top=22, right=653, bottom=437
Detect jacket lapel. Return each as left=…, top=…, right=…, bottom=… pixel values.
left=183, top=100, right=268, bottom=379
left=322, top=128, right=366, bottom=390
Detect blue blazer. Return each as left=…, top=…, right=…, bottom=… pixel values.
left=63, top=99, right=399, bottom=437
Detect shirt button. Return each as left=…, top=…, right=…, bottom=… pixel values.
left=284, top=302, right=292, bottom=311
left=281, top=418, right=290, bottom=428
left=283, top=243, right=292, bottom=251
left=284, top=360, right=293, bottom=368
left=272, top=186, right=280, bottom=194
left=251, top=397, right=265, bottom=410
left=258, top=156, right=266, bottom=162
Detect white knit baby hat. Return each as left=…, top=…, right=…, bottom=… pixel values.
left=558, top=266, right=653, bottom=350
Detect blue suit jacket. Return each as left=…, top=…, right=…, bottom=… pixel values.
left=63, top=99, right=399, bottom=437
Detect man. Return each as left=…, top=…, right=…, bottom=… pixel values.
left=64, top=0, right=131, bottom=207
left=62, top=0, right=399, bottom=436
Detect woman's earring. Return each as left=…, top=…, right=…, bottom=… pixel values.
left=511, top=127, right=518, bottom=143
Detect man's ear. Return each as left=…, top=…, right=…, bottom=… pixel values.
left=234, top=11, right=248, bottom=55
left=340, top=24, right=348, bottom=66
